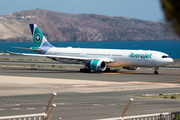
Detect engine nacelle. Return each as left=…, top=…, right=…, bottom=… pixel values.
left=87, top=60, right=106, bottom=72
left=123, top=66, right=139, bottom=70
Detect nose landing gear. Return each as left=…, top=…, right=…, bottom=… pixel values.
left=153, top=67, right=159, bottom=74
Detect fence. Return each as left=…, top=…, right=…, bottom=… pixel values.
left=0, top=113, right=46, bottom=120
left=96, top=112, right=180, bottom=120
left=0, top=93, right=57, bottom=120
left=0, top=95, right=180, bottom=120
left=96, top=98, right=180, bottom=120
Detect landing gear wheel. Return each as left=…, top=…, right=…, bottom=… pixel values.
left=153, top=67, right=159, bottom=75
left=80, top=68, right=91, bottom=73
left=104, top=68, right=111, bottom=72
left=153, top=71, right=158, bottom=74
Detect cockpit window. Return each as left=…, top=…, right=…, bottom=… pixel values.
left=162, top=55, right=170, bottom=58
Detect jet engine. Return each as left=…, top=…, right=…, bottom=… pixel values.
left=123, top=66, right=139, bottom=70
left=87, top=60, right=106, bottom=71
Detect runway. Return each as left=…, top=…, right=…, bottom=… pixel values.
left=0, top=66, right=180, bottom=120
left=0, top=66, right=180, bottom=83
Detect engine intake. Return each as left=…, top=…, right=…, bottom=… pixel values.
left=88, top=60, right=106, bottom=71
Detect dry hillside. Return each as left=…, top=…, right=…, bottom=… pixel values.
left=0, top=9, right=179, bottom=42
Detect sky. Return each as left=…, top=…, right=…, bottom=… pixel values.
left=0, top=0, right=165, bottom=22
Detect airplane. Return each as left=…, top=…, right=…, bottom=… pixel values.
left=8, top=24, right=174, bottom=74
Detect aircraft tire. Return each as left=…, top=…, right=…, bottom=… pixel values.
left=80, top=68, right=91, bottom=73
left=153, top=71, right=158, bottom=74
left=104, top=68, right=111, bottom=72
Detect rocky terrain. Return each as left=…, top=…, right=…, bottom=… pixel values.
left=0, top=9, right=179, bottom=42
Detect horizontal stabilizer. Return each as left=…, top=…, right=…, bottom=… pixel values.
left=13, top=47, right=41, bottom=53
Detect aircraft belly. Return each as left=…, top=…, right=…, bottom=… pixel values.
left=57, top=59, right=82, bottom=64
left=107, top=62, right=121, bottom=67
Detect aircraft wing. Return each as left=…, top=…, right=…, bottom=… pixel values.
left=6, top=50, right=114, bottom=63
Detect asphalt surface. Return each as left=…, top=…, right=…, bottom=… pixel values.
left=0, top=66, right=180, bottom=83
left=0, top=63, right=180, bottom=120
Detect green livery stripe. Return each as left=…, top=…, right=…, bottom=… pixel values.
left=33, top=26, right=44, bottom=47
left=31, top=47, right=40, bottom=50
left=91, top=60, right=99, bottom=71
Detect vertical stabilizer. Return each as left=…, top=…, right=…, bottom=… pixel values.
left=29, top=24, right=54, bottom=54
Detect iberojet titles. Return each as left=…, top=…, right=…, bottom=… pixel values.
left=130, top=52, right=152, bottom=59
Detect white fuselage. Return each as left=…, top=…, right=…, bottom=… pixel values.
left=45, top=47, right=173, bottom=67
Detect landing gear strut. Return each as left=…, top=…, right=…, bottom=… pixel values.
left=80, top=68, right=91, bottom=73
left=153, top=67, right=159, bottom=74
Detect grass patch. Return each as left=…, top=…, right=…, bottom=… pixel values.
left=0, top=58, right=9, bottom=60
left=163, top=96, right=169, bottom=99
left=59, top=66, right=65, bottom=68
left=31, top=64, right=35, bottom=68
left=171, top=95, right=177, bottom=99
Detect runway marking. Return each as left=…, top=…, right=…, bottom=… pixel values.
left=163, top=75, right=180, bottom=83
left=26, top=108, right=36, bottom=110
left=165, top=79, right=180, bottom=83
left=57, top=103, right=67, bottom=105
left=12, top=108, right=21, bottom=110
left=93, top=104, right=104, bottom=107
left=108, top=104, right=117, bottom=106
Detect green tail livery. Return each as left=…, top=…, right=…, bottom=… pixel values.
left=29, top=24, right=53, bottom=54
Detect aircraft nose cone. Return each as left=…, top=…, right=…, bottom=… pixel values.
left=167, top=58, right=174, bottom=64
left=171, top=58, right=174, bottom=63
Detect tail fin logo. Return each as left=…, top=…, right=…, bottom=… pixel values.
left=35, top=33, right=41, bottom=42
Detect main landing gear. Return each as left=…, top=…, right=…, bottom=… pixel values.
left=80, top=68, right=91, bottom=72
left=80, top=67, right=111, bottom=72
left=153, top=67, right=159, bottom=74
left=104, top=68, right=111, bottom=72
